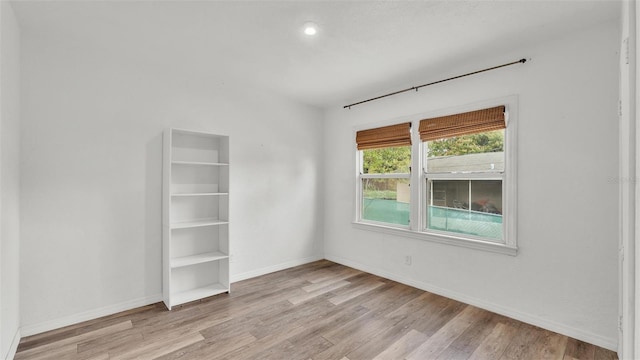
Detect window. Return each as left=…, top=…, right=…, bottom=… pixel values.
left=421, top=106, right=506, bottom=242
left=354, top=101, right=517, bottom=255
left=361, top=147, right=411, bottom=226
left=356, top=123, right=411, bottom=227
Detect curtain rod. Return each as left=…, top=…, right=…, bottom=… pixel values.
left=343, top=58, right=527, bottom=109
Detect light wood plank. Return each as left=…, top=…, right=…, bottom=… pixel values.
left=329, top=280, right=385, bottom=305
left=77, top=327, right=144, bottom=359
left=17, top=304, right=159, bottom=353
left=303, top=267, right=361, bottom=284
left=315, top=312, right=400, bottom=360
left=83, top=354, right=110, bottom=360
left=287, top=280, right=350, bottom=305
left=372, top=329, right=429, bottom=360
left=499, top=323, right=545, bottom=359
left=15, top=321, right=133, bottom=359
left=250, top=335, right=333, bottom=360
left=436, top=308, right=503, bottom=359
left=594, top=346, right=618, bottom=360
left=109, top=332, right=204, bottom=360
left=155, top=331, right=257, bottom=360
left=250, top=296, right=336, bottom=339
left=406, top=305, right=483, bottom=359
left=469, top=323, right=518, bottom=360
left=529, top=330, right=569, bottom=360
left=346, top=306, right=434, bottom=360
left=14, top=344, right=77, bottom=360
left=563, top=337, right=596, bottom=360
left=217, top=325, right=307, bottom=360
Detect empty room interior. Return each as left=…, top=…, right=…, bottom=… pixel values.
left=1, top=0, right=639, bottom=359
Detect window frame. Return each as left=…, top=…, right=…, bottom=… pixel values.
left=353, top=97, right=518, bottom=256
left=356, top=143, right=412, bottom=229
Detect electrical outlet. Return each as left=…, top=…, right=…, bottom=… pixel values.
left=405, top=255, right=412, bottom=266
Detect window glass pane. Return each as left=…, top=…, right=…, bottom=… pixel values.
left=425, top=130, right=504, bottom=173
left=427, top=179, right=502, bottom=241
left=362, top=146, right=411, bottom=174
left=362, top=178, right=410, bottom=225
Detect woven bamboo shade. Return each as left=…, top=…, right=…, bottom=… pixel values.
left=419, top=106, right=506, bottom=142
left=356, top=122, right=412, bottom=150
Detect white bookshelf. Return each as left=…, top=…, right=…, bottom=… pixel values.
left=163, top=128, right=230, bottom=310
left=170, top=218, right=230, bottom=230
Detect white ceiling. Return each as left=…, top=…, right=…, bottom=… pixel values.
left=11, top=0, right=621, bottom=108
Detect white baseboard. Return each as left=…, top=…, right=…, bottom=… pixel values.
left=325, top=254, right=618, bottom=352
left=231, top=254, right=324, bottom=283
left=20, top=294, right=162, bottom=338
left=4, top=328, right=20, bottom=360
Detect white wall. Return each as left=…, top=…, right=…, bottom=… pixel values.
left=0, top=1, right=21, bottom=358
left=619, top=2, right=637, bottom=358
left=324, top=20, right=620, bottom=349
left=19, top=25, right=324, bottom=332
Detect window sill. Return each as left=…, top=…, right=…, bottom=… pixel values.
left=352, top=221, right=517, bottom=256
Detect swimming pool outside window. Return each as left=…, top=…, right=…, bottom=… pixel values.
left=361, top=147, right=411, bottom=226
left=421, top=106, right=507, bottom=243
left=356, top=123, right=412, bottom=228
left=354, top=100, right=517, bottom=255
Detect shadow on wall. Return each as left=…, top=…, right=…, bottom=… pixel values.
left=145, top=133, right=163, bottom=296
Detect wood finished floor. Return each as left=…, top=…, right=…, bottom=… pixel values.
left=16, top=260, right=618, bottom=360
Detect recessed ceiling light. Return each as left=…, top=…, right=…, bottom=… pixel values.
left=303, top=22, right=318, bottom=36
